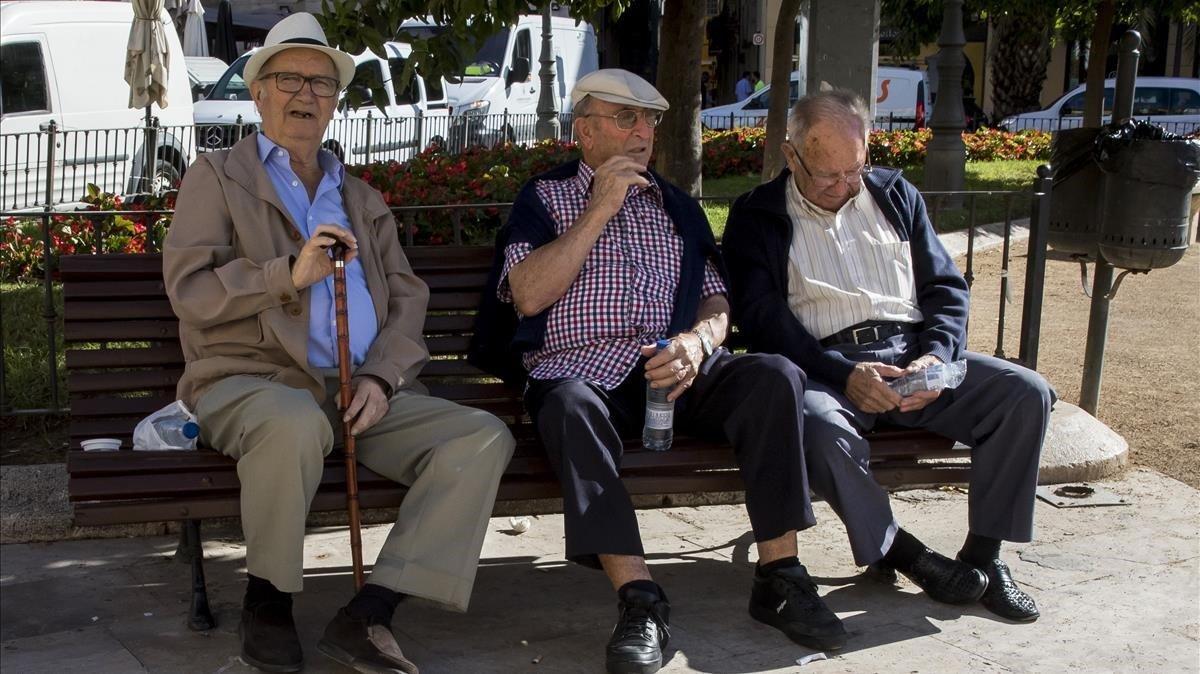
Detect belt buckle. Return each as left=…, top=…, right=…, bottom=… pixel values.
left=851, top=325, right=878, bottom=345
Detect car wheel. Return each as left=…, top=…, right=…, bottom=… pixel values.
left=151, top=158, right=182, bottom=193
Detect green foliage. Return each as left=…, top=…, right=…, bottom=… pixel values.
left=1, top=282, right=65, bottom=410
left=0, top=186, right=173, bottom=281
left=319, top=0, right=629, bottom=95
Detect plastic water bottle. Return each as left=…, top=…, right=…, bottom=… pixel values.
left=888, top=360, right=968, bottom=397
left=643, top=339, right=674, bottom=452
left=152, top=415, right=200, bottom=450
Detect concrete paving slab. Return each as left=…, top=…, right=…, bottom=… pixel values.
left=2, top=468, right=1197, bottom=673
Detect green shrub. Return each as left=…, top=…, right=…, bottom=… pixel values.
left=1, top=282, right=65, bottom=411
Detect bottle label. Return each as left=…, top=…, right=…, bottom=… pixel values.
left=645, top=403, right=674, bottom=430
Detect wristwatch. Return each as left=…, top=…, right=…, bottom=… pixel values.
left=691, top=328, right=714, bottom=359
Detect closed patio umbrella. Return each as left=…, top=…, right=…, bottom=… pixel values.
left=124, top=0, right=171, bottom=110
left=182, top=0, right=208, bottom=58
left=213, top=0, right=237, bottom=64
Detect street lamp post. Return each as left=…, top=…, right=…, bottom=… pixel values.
left=535, top=3, right=560, bottom=141
left=923, top=0, right=966, bottom=205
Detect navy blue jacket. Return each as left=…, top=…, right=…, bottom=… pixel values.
left=720, top=167, right=969, bottom=389
left=469, top=159, right=727, bottom=387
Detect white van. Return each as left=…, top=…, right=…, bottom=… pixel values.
left=700, top=67, right=931, bottom=131
left=999, top=77, right=1200, bottom=133
left=193, top=42, right=449, bottom=164
left=401, top=14, right=599, bottom=147
left=0, top=1, right=196, bottom=210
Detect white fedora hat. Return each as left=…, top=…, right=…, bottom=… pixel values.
left=243, top=13, right=355, bottom=91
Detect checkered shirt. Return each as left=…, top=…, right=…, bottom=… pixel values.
left=498, top=161, right=727, bottom=389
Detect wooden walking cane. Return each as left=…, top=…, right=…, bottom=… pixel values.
left=332, top=244, right=365, bottom=590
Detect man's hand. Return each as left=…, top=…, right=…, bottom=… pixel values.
left=340, top=376, right=389, bottom=436
left=845, top=362, right=905, bottom=413
left=897, top=354, right=943, bottom=414
left=590, top=155, right=650, bottom=219
left=641, top=333, right=705, bottom=402
left=291, top=224, right=358, bottom=290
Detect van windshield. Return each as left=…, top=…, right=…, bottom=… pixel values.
left=400, top=25, right=511, bottom=77
left=208, top=54, right=252, bottom=102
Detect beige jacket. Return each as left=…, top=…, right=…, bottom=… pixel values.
left=163, top=133, right=429, bottom=407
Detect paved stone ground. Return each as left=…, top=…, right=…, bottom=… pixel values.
left=2, top=468, right=1196, bottom=673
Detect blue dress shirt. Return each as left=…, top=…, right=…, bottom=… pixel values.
left=256, top=134, right=378, bottom=369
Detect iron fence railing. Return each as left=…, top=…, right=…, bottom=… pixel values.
left=701, top=112, right=933, bottom=132
left=998, top=117, right=1199, bottom=134
left=0, top=185, right=1048, bottom=417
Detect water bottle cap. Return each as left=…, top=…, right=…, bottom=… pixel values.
left=655, top=338, right=671, bottom=350
left=182, top=422, right=200, bottom=439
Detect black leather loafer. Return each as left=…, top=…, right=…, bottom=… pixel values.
left=606, top=587, right=670, bottom=674
left=749, top=563, right=847, bottom=651
left=899, top=548, right=988, bottom=604
left=239, top=600, right=303, bottom=673
left=970, top=557, right=1040, bottom=622
left=318, top=608, right=419, bottom=674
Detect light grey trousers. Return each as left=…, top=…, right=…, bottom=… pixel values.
left=803, top=333, right=1055, bottom=566
left=195, top=374, right=515, bottom=611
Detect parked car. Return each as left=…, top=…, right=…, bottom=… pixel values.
left=701, top=67, right=932, bottom=131
left=0, top=1, right=195, bottom=210
left=192, top=41, right=449, bottom=164
left=185, top=56, right=231, bottom=102
left=999, top=77, right=1200, bottom=133
left=400, top=13, right=599, bottom=147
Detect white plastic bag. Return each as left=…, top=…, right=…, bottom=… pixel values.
left=133, top=400, right=200, bottom=451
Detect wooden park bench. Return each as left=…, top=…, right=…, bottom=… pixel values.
left=61, top=247, right=962, bottom=630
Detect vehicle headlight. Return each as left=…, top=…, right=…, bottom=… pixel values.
left=460, top=100, right=490, bottom=116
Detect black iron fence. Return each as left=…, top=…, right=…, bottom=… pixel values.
left=702, top=112, right=933, bottom=132
left=998, top=117, right=1199, bottom=135
left=0, top=184, right=1048, bottom=417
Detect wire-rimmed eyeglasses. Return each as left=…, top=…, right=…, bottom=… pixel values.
left=578, top=109, right=664, bottom=130
left=790, top=141, right=873, bottom=188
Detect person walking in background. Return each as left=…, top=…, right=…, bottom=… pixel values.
left=754, top=71, right=766, bottom=92
left=735, top=71, right=754, bottom=101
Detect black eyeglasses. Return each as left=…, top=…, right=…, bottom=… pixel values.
left=258, top=71, right=340, bottom=98
left=579, top=109, right=664, bottom=130
left=790, top=141, right=873, bottom=188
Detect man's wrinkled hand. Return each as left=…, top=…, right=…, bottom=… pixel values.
left=845, top=362, right=904, bottom=413
left=291, top=224, right=358, bottom=290
left=897, top=354, right=943, bottom=413
left=641, top=333, right=704, bottom=402
left=340, top=376, right=389, bottom=436
left=591, top=155, right=650, bottom=218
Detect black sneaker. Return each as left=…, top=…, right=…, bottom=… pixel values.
left=605, top=587, right=670, bottom=674
left=317, top=607, right=419, bottom=674
left=239, top=599, right=303, bottom=673
left=898, top=548, right=988, bottom=604
left=748, top=563, right=847, bottom=651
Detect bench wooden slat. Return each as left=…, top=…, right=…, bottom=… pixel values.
left=64, top=299, right=176, bottom=321
left=70, top=395, right=175, bottom=418
left=425, top=335, right=471, bottom=355
left=422, top=272, right=490, bottom=291
left=63, top=280, right=167, bottom=300
left=65, top=319, right=178, bottom=342
left=420, top=359, right=485, bottom=377
left=58, top=252, right=163, bottom=278
left=426, top=291, right=483, bottom=311
left=68, top=369, right=183, bottom=394
left=66, top=345, right=184, bottom=369
left=422, top=314, right=476, bottom=333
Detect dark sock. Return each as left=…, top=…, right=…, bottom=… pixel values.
left=618, top=579, right=664, bottom=601
left=881, top=528, right=925, bottom=571
left=244, top=574, right=290, bottom=609
left=756, top=556, right=800, bottom=577
left=959, top=533, right=1002, bottom=568
left=345, top=583, right=404, bottom=625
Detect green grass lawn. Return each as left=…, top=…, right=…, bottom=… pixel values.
left=701, top=160, right=1042, bottom=236
left=1, top=282, right=65, bottom=411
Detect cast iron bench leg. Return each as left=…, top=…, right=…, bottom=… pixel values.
left=174, top=518, right=216, bottom=631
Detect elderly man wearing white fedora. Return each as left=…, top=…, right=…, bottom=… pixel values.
left=163, top=13, right=514, bottom=673
left=472, top=69, right=837, bottom=674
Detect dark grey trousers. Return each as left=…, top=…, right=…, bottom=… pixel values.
left=803, top=332, right=1055, bottom=566
left=526, top=351, right=817, bottom=568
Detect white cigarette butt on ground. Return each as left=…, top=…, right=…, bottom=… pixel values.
left=797, top=652, right=827, bottom=666
left=143, top=612, right=153, bottom=617
left=532, top=655, right=543, bottom=664
left=91, top=616, right=99, bottom=622
left=520, top=640, right=529, bottom=646
left=509, top=516, right=532, bottom=534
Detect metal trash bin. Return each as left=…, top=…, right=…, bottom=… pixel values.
left=1097, top=123, right=1200, bottom=270
left=1048, top=128, right=1105, bottom=259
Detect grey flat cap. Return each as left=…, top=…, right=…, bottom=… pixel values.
left=571, top=69, right=669, bottom=111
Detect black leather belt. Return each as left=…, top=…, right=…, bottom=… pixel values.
left=819, top=321, right=915, bottom=348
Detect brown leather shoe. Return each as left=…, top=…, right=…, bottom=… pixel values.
left=239, top=600, right=303, bottom=673
left=317, top=608, right=418, bottom=674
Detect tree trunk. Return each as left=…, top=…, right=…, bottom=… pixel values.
left=762, top=0, right=802, bottom=181
left=654, top=0, right=705, bottom=196
left=989, top=10, right=1053, bottom=120
left=1083, top=0, right=1116, bottom=127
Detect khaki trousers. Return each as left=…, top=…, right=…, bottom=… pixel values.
left=195, top=374, right=515, bottom=611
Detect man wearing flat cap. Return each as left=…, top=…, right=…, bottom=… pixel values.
left=164, top=12, right=514, bottom=673
left=473, top=69, right=840, bottom=673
